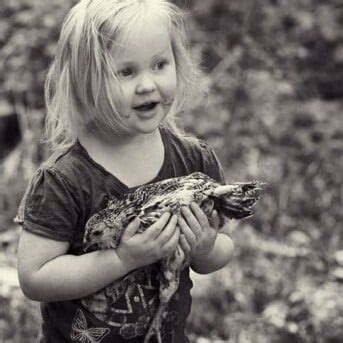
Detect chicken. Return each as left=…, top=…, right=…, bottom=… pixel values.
left=83, top=172, right=264, bottom=343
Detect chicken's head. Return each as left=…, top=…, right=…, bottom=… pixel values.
left=83, top=210, right=127, bottom=251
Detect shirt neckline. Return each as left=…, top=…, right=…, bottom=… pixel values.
left=75, top=127, right=171, bottom=193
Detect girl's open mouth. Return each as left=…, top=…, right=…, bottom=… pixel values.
left=133, top=102, right=159, bottom=112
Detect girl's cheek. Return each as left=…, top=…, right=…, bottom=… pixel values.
left=120, top=82, right=135, bottom=105
left=161, top=70, right=177, bottom=100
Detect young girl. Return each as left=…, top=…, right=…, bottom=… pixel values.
left=16, top=0, right=234, bottom=342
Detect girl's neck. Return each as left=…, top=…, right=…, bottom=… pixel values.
left=77, top=128, right=165, bottom=188
left=78, top=128, right=162, bottom=155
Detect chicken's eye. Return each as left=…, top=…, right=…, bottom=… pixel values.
left=93, top=230, right=101, bottom=237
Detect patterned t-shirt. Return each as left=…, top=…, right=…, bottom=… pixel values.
left=16, top=126, right=226, bottom=343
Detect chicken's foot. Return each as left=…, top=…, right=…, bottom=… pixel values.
left=144, top=302, right=167, bottom=343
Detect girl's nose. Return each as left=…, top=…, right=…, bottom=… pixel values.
left=135, top=73, right=157, bottom=94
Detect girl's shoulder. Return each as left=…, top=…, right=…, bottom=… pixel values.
left=15, top=141, right=111, bottom=241
left=15, top=142, right=96, bottom=221
left=38, top=140, right=100, bottom=189
left=14, top=147, right=82, bottom=241
left=161, top=125, right=211, bottom=156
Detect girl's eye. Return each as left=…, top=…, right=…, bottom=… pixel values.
left=154, top=60, right=167, bottom=71
left=118, top=68, right=133, bottom=78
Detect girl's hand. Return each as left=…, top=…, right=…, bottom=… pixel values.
left=116, top=212, right=180, bottom=271
left=178, top=202, right=220, bottom=259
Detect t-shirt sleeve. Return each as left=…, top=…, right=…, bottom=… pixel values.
left=199, top=140, right=226, bottom=184
left=15, top=167, right=79, bottom=242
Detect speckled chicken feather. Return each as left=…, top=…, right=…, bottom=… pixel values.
left=83, top=172, right=264, bottom=343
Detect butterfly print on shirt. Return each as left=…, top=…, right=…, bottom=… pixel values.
left=70, top=309, right=110, bottom=343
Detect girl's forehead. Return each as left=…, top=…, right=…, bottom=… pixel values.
left=113, top=18, right=173, bottom=60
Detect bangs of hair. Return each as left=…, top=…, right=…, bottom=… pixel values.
left=44, top=0, right=208, bottom=151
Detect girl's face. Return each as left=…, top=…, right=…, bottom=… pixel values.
left=114, top=19, right=177, bottom=135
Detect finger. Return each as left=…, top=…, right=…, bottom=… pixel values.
left=155, top=214, right=178, bottom=245
left=181, top=206, right=202, bottom=237
left=190, top=202, right=210, bottom=229
left=209, top=210, right=220, bottom=230
left=176, top=244, right=185, bottom=264
left=122, top=217, right=140, bottom=238
left=160, top=225, right=180, bottom=257
left=146, top=212, right=171, bottom=238
left=180, top=234, right=191, bottom=256
left=177, top=216, right=197, bottom=249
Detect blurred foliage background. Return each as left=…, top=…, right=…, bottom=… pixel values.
left=0, top=0, right=343, bottom=342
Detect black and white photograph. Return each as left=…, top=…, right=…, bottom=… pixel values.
left=0, top=0, right=342, bottom=342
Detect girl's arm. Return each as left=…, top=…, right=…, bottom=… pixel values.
left=190, top=229, right=234, bottom=274
left=18, top=231, right=132, bottom=301
left=18, top=213, right=179, bottom=302
left=178, top=202, right=235, bottom=274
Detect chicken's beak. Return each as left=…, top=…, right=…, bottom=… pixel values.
left=83, top=241, right=94, bottom=252
left=83, top=239, right=102, bottom=252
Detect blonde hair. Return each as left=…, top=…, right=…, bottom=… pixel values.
left=44, top=0, right=208, bottom=151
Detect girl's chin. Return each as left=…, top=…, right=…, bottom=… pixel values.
left=130, top=110, right=166, bottom=127
left=133, top=123, right=161, bottom=134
